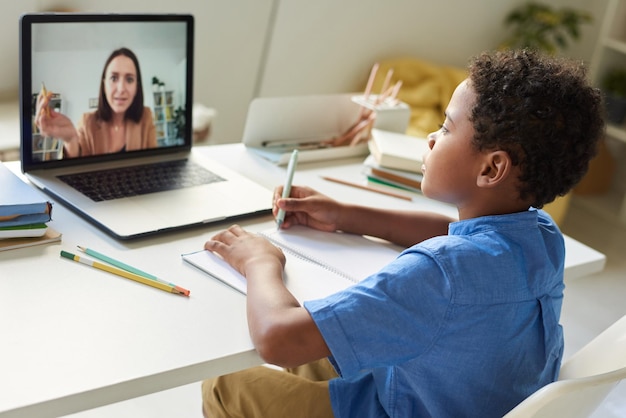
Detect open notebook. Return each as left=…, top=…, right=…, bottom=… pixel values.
left=182, top=225, right=402, bottom=300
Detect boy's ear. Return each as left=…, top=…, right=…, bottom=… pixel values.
left=477, top=150, right=512, bottom=188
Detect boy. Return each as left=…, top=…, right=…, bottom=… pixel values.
left=201, top=49, right=604, bottom=417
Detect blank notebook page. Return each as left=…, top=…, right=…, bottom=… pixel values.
left=182, top=226, right=403, bottom=300
left=259, top=225, right=402, bottom=282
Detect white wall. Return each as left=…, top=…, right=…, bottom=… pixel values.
left=0, top=0, right=605, bottom=144
left=31, top=21, right=188, bottom=124
left=260, top=0, right=603, bottom=97
left=1, top=0, right=274, bottom=144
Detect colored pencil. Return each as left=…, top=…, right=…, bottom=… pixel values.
left=321, top=176, right=413, bottom=201
left=76, top=246, right=190, bottom=296
left=60, top=250, right=188, bottom=296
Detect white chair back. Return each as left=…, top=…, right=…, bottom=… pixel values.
left=503, top=315, right=626, bottom=417
left=503, top=367, right=626, bottom=418
left=560, top=315, right=626, bottom=379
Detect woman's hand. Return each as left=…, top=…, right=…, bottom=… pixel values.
left=34, top=87, right=79, bottom=145
left=204, top=224, right=285, bottom=277
left=273, top=185, right=343, bottom=232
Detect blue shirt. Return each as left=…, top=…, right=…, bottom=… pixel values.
left=304, top=209, right=565, bottom=418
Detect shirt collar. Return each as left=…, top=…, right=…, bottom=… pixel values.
left=448, top=208, right=539, bottom=236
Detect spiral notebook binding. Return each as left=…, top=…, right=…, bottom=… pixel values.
left=259, top=231, right=359, bottom=284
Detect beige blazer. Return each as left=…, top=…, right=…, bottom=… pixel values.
left=76, top=107, right=157, bottom=156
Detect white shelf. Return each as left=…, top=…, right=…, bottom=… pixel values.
left=605, top=38, right=626, bottom=54
left=572, top=190, right=626, bottom=224
left=606, top=124, right=626, bottom=143
left=152, top=90, right=180, bottom=147
left=584, top=0, right=626, bottom=225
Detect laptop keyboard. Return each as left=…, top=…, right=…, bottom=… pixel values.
left=58, top=159, right=225, bottom=202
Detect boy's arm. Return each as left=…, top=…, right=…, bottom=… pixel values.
left=245, top=260, right=331, bottom=367
left=337, top=204, right=454, bottom=247
left=205, top=225, right=331, bottom=368
left=276, top=185, right=454, bottom=247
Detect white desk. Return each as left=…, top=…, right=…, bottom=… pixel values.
left=0, top=144, right=606, bottom=417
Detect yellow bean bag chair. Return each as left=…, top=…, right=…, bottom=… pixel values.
left=369, top=58, right=467, bottom=138
left=367, top=58, right=570, bottom=225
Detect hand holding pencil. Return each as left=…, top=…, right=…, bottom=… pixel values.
left=34, top=82, right=79, bottom=144
left=275, top=149, right=299, bottom=230
left=38, top=82, right=53, bottom=117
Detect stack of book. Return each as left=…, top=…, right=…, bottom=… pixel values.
left=1, top=162, right=61, bottom=250
left=364, top=129, right=428, bottom=193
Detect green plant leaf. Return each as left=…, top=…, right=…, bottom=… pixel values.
left=500, top=1, right=592, bottom=53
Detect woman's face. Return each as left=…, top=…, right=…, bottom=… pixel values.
left=103, top=55, right=137, bottom=115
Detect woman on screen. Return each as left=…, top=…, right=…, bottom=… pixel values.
left=35, top=47, right=157, bottom=158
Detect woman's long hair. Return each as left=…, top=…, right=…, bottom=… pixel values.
left=96, top=47, right=144, bottom=123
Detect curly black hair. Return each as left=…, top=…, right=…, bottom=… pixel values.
left=468, top=49, right=605, bottom=208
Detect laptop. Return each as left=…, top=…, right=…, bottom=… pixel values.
left=242, top=94, right=368, bottom=165
left=19, top=13, right=271, bottom=240
left=242, top=94, right=411, bottom=165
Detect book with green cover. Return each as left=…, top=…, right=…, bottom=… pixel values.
left=363, top=155, right=423, bottom=193
left=0, top=226, right=61, bottom=251
left=0, top=223, right=48, bottom=239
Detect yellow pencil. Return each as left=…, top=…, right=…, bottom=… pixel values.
left=40, top=82, right=52, bottom=117
left=76, top=245, right=190, bottom=296
left=60, top=250, right=188, bottom=296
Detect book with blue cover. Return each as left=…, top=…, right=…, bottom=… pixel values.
left=0, top=163, right=52, bottom=227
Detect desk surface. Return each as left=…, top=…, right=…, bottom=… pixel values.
left=0, top=144, right=606, bottom=417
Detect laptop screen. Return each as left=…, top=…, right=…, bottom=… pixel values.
left=19, top=13, right=194, bottom=171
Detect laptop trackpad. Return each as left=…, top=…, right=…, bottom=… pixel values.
left=88, top=187, right=234, bottom=236
left=140, top=187, right=236, bottom=224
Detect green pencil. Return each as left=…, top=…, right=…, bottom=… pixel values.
left=76, top=246, right=190, bottom=296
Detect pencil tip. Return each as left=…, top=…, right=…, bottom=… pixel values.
left=77, top=245, right=85, bottom=251
left=174, top=286, right=190, bottom=296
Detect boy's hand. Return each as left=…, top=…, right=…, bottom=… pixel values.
left=207, top=225, right=331, bottom=368
left=273, top=185, right=342, bottom=232
left=204, top=225, right=285, bottom=277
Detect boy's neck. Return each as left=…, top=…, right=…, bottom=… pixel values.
left=457, top=190, right=532, bottom=220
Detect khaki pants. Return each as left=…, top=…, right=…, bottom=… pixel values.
left=202, top=358, right=338, bottom=418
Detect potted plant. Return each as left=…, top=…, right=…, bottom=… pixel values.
left=499, top=2, right=592, bottom=54
left=173, top=106, right=186, bottom=141
left=602, top=68, right=626, bottom=125
left=151, top=76, right=160, bottom=93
